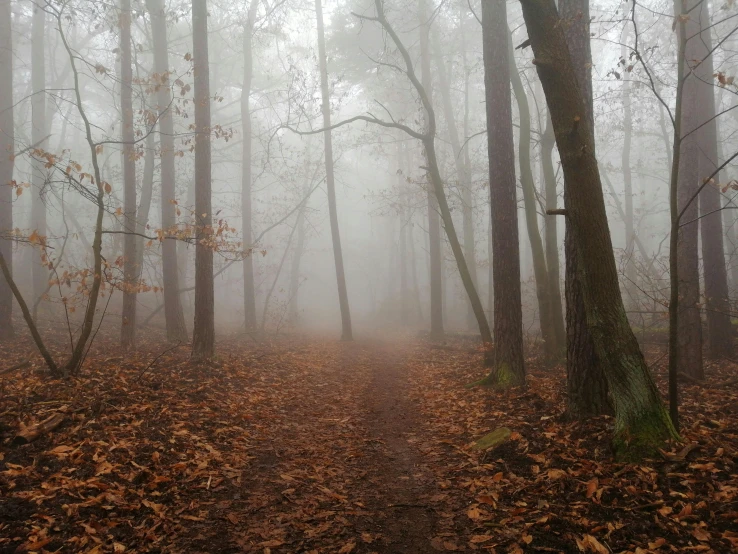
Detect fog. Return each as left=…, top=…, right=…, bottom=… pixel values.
left=1, top=0, right=736, bottom=373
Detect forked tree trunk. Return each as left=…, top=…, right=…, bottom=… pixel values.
left=31, top=4, right=48, bottom=313
left=120, top=0, right=138, bottom=349
left=0, top=0, right=14, bottom=341
left=242, top=0, right=259, bottom=330
left=694, top=0, right=732, bottom=360
left=191, top=0, right=215, bottom=359
left=146, top=0, right=188, bottom=341
left=559, top=0, right=610, bottom=418
left=481, top=0, right=524, bottom=385
left=315, top=0, right=353, bottom=341
left=519, top=0, right=677, bottom=457
left=508, top=28, right=561, bottom=362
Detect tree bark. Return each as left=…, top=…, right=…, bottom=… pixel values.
left=559, top=0, right=610, bottom=418
left=694, top=0, right=732, bottom=360
left=146, top=0, right=188, bottom=342
left=675, top=0, right=703, bottom=380
left=0, top=0, right=14, bottom=341
left=481, top=0, right=524, bottom=385
left=31, top=4, right=48, bottom=313
left=120, top=0, right=138, bottom=349
left=508, top=28, right=560, bottom=362
left=315, top=0, right=353, bottom=341
left=519, top=0, right=677, bottom=457
left=242, top=0, right=259, bottom=330
left=191, top=0, right=215, bottom=359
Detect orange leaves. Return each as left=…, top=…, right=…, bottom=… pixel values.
left=576, top=534, right=609, bottom=553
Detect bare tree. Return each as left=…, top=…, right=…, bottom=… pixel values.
left=191, top=0, right=215, bottom=359
left=0, top=0, right=13, bottom=341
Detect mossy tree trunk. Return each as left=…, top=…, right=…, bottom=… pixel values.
left=518, top=0, right=677, bottom=456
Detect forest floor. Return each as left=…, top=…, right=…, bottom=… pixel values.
left=1, top=331, right=737, bottom=553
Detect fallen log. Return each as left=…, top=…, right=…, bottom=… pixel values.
left=13, top=413, right=66, bottom=445
left=0, top=360, right=31, bottom=376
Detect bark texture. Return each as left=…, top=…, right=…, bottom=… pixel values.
left=191, top=0, right=215, bottom=359
left=559, top=0, right=610, bottom=418
left=519, top=0, right=677, bottom=457
left=482, top=0, right=524, bottom=386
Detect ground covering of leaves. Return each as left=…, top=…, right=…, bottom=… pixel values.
left=0, top=331, right=737, bottom=553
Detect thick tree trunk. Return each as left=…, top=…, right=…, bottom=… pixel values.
left=242, top=0, right=259, bottom=330
left=508, top=28, right=560, bottom=362
left=0, top=0, right=14, bottom=341
left=120, top=0, right=137, bottom=349
left=191, top=0, right=215, bottom=359
left=559, top=0, right=610, bottom=418
left=519, top=0, right=677, bottom=457
left=315, top=0, right=353, bottom=341
left=675, top=0, right=703, bottom=380
left=481, top=0, right=524, bottom=385
left=31, top=5, right=48, bottom=313
left=146, top=0, right=187, bottom=341
left=694, top=0, right=732, bottom=360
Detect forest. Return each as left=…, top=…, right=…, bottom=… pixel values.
left=1, top=0, right=738, bottom=551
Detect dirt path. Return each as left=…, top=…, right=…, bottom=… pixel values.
left=353, top=340, right=437, bottom=552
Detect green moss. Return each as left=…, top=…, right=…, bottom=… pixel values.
left=472, top=427, right=512, bottom=450
left=465, top=362, right=524, bottom=390
left=612, top=403, right=680, bottom=461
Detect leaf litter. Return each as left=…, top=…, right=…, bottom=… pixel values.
left=0, top=331, right=736, bottom=553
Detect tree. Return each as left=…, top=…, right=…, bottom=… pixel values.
left=694, top=0, right=732, bottom=360
left=559, top=0, right=610, bottom=418
left=315, top=0, right=353, bottom=341
left=0, top=0, right=13, bottom=341
left=242, top=0, right=260, bottom=330
left=518, top=0, right=678, bottom=457
left=621, top=28, right=637, bottom=298
left=481, top=0, right=524, bottom=386
left=191, top=0, right=215, bottom=359
left=120, top=0, right=138, bottom=349
left=31, top=3, right=48, bottom=313
left=508, top=27, right=563, bottom=362
left=146, top=0, right=188, bottom=342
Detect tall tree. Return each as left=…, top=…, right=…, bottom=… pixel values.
left=120, top=0, right=137, bottom=348
left=695, top=0, right=732, bottom=360
left=675, top=0, right=703, bottom=380
left=419, top=0, right=443, bottom=340
left=242, top=0, right=260, bottom=330
left=559, top=0, right=610, bottom=418
left=31, top=3, right=48, bottom=312
left=191, top=0, right=215, bottom=359
left=621, top=30, right=637, bottom=296
left=518, top=0, right=677, bottom=458
left=508, top=28, right=563, bottom=362
left=146, top=0, right=188, bottom=341
left=0, top=0, right=13, bottom=341
left=315, top=0, right=353, bottom=341
left=481, top=0, right=524, bottom=386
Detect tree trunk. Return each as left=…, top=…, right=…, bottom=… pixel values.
left=508, top=28, right=560, bottom=362
left=675, top=0, right=703, bottom=380
left=559, top=0, right=610, bottom=418
left=134, top=132, right=155, bottom=284
left=146, top=0, right=187, bottom=341
left=191, top=0, right=215, bottom=359
left=315, top=0, right=353, bottom=341
left=0, top=0, right=14, bottom=341
left=120, top=0, right=137, bottom=349
left=31, top=4, right=48, bottom=313
left=694, top=0, right=732, bottom=360
left=518, top=0, right=677, bottom=457
left=621, top=31, right=637, bottom=299
left=242, top=0, right=259, bottom=330
left=432, top=30, right=477, bottom=330
left=481, top=0, right=524, bottom=386
left=289, top=144, right=311, bottom=326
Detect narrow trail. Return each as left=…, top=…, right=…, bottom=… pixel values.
left=353, top=340, right=436, bottom=552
